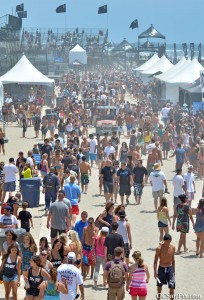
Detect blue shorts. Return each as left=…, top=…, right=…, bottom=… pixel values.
left=4, top=181, right=16, bottom=192
left=157, top=266, right=175, bottom=289
left=127, top=124, right=133, bottom=132
left=158, top=221, right=168, bottom=228
left=90, top=153, right=97, bottom=161
left=3, top=274, right=18, bottom=282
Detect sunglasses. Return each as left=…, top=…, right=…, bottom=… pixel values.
left=40, top=253, right=47, bottom=256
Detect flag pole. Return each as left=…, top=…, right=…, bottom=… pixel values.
left=106, top=11, right=109, bottom=33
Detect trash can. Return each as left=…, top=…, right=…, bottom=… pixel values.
left=20, top=178, right=41, bottom=208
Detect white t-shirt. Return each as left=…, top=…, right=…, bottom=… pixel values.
left=161, top=107, right=170, bottom=118
left=3, top=164, right=18, bottom=183
left=172, top=174, right=184, bottom=197
left=57, top=263, right=83, bottom=300
left=104, top=146, right=115, bottom=157
left=89, top=138, right=98, bottom=154
left=0, top=215, right=18, bottom=227
left=149, top=170, right=166, bottom=192
left=146, top=143, right=156, bottom=154
left=55, top=137, right=64, bottom=150
left=184, top=172, right=195, bottom=192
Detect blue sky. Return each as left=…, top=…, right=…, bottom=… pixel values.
left=1, top=0, right=203, bottom=44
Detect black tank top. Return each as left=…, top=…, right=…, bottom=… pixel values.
left=3, top=255, right=18, bottom=278
left=50, top=252, right=62, bottom=269
left=28, top=267, right=43, bottom=290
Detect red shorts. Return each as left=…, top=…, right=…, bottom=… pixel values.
left=129, top=287, right=147, bottom=297
left=72, top=205, right=79, bottom=215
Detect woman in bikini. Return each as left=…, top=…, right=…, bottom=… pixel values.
left=52, top=150, right=64, bottom=182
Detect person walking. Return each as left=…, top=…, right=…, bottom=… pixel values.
left=101, top=159, right=116, bottom=202
left=172, top=194, right=194, bottom=254
left=57, top=252, right=84, bottom=300
left=64, top=175, right=81, bottom=226
left=183, top=165, right=195, bottom=207
left=93, top=226, right=109, bottom=288
left=43, top=166, right=60, bottom=213
left=132, top=160, right=148, bottom=205
left=149, top=163, right=168, bottom=211
left=157, top=197, right=171, bottom=242
left=117, top=162, right=133, bottom=205
left=79, top=155, right=91, bottom=194
left=103, top=247, right=128, bottom=300
left=193, top=199, right=204, bottom=257
left=43, top=267, right=68, bottom=300
left=170, top=143, right=186, bottom=170
left=74, top=211, right=88, bottom=242
left=154, top=234, right=175, bottom=300
left=127, top=251, right=150, bottom=300
left=172, top=168, right=185, bottom=215
left=104, top=222, right=124, bottom=261
left=2, top=158, right=18, bottom=203
left=89, top=134, right=98, bottom=167
left=117, top=210, right=132, bottom=266
left=47, top=190, right=70, bottom=245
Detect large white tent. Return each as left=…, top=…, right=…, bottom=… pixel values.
left=69, top=44, right=87, bottom=65
left=160, top=58, right=204, bottom=104
left=141, top=55, right=173, bottom=84
left=135, top=53, right=159, bottom=76
left=0, top=54, right=54, bottom=85
left=155, top=56, right=187, bottom=82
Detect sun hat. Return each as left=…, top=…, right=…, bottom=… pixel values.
left=101, top=227, right=109, bottom=233
left=67, top=252, right=76, bottom=261
left=153, top=163, right=161, bottom=171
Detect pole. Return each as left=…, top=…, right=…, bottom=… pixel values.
left=137, top=26, right=140, bottom=62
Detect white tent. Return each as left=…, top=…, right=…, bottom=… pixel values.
left=141, top=55, right=173, bottom=84
left=0, top=54, right=54, bottom=86
left=69, top=44, right=87, bottom=65
left=135, top=53, right=159, bottom=76
left=155, top=56, right=187, bottom=81
left=160, top=58, right=204, bottom=104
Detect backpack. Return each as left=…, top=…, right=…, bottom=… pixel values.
left=108, top=261, right=125, bottom=288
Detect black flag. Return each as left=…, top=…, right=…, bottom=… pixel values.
left=16, top=3, right=24, bottom=12
left=198, top=43, right=202, bottom=63
left=173, top=43, right=177, bottom=64
left=190, top=43, right=194, bottom=60
left=56, top=4, right=66, bottom=13
left=17, top=11, right=27, bottom=18
left=98, top=5, right=107, bottom=14
left=182, top=43, right=187, bottom=57
left=129, top=19, right=138, bottom=30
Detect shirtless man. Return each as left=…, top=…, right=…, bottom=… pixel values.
left=125, top=113, right=135, bottom=136
left=128, top=145, right=141, bottom=164
left=79, top=156, right=91, bottom=194
left=82, top=217, right=99, bottom=280
left=154, top=234, right=175, bottom=299
left=161, top=128, right=172, bottom=160
left=100, top=132, right=109, bottom=149
left=80, top=136, right=90, bottom=162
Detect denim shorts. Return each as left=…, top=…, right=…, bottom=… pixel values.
left=4, top=181, right=16, bottom=192
left=3, top=274, right=18, bottom=282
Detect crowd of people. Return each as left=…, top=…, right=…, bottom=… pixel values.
left=0, top=68, right=204, bottom=300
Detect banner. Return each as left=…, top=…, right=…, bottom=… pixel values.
left=192, top=101, right=204, bottom=115
left=56, top=4, right=66, bottom=13
left=17, top=11, right=27, bottom=18
left=198, top=43, right=202, bottom=63
left=182, top=43, right=187, bottom=57
left=190, top=43, right=194, bottom=60
left=16, top=3, right=24, bottom=12
left=173, top=43, right=177, bottom=64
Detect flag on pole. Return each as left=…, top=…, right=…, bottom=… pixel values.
left=182, top=43, right=187, bottom=57
left=56, top=4, right=66, bottom=13
left=129, top=19, right=138, bottom=29
left=17, top=11, right=27, bottom=18
left=16, top=3, right=24, bottom=12
left=190, top=43, right=194, bottom=60
left=98, top=5, right=107, bottom=14
left=173, top=43, right=177, bottom=64
left=198, top=43, right=201, bottom=63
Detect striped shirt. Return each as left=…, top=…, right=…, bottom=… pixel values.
left=130, top=267, right=147, bottom=289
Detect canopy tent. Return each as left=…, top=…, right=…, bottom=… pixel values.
left=138, top=24, right=165, bottom=39
left=179, top=82, right=202, bottom=106
left=135, top=53, right=159, bottom=76
left=160, top=58, right=204, bottom=104
left=69, top=44, right=87, bottom=65
left=0, top=54, right=54, bottom=85
left=112, top=39, right=133, bottom=52
left=155, top=56, right=187, bottom=82
left=141, top=55, right=173, bottom=84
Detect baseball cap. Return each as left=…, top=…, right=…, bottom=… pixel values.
left=4, top=206, right=12, bottom=211
left=101, top=227, right=109, bottom=233
left=119, top=210, right=126, bottom=217
left=163, top=234, right=172, bottom=241
left=188, top=165, right=193, bottom=169
left=67, top=252, right=76, bottom=261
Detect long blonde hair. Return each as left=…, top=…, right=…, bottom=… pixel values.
left=24, top=233, right=38, bottom=253
left=68, top=230, right=82, bottom=253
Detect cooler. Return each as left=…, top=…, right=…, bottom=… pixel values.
left=20, top=178, right=41, bottom=208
